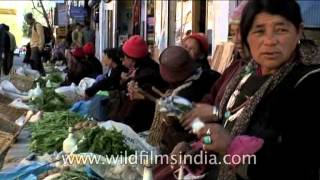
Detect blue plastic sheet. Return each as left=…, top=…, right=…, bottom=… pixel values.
left=69, top=99, right=92, bottom=116
left=0, top=162, right=53, bottom=180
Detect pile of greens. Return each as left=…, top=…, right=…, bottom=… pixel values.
left=29, top=111, right=86, bottom=154
left=77, top=127, right=134, bottom=156
left=35, top=72, right=64, bottom=88
left=35, top=77, right=47, bottom=88
left=53, top=169, right=90, bottom=180
left=29, top=88, right=70, bottom=111
left=47, top=72, right=64, bottom=84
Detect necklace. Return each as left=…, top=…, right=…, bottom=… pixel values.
left=224, top=62, right=255, bottom=127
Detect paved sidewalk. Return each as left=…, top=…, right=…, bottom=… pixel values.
left=2, top=128, right=31, bottom=170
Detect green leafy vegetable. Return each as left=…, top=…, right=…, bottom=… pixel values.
left=77, top=127, right=134, bottom=156
left=28, top=111, right=86, bottom=154
left=29, top=88, right=70, bottom=111
left=53, top=169, right=89, bottom=180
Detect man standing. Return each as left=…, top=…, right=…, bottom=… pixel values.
left=2, top=24, right=16, bottom=75
left=82, top=23, right=94, bottom=44
left=0, top=24, right=5, bottom=78
left=72, top=23, right=83, bottom=47
left=0, top=24, right=11, bottom=77
left=24, top=13, right=46, bottom=76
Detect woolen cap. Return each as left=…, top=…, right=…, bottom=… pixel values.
left=70, top=47, right=85, bottom=59
left=183, top=33, right=209, bottom=54
left=122, top=35, right=148, bottom=59
left=83, top=42, right=95, bottom=55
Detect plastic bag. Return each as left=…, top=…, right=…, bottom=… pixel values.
left=69, top=100, right=92, bottom=116
left=24, top=68, right=40, bottom=80
left=77, top=77, right=96, bottom=96
left=55, top=83, right=80, bottom=103
left=14, top=66, right=40, bottom=80
left=0, top=80, right=22, bottom=94
left=83, top=153, right=143, bottom=180
left=16, top=67, right=26, bottom=76
left=88, top=95, right=109, bottom=121
left=0, top=82, right=29, bottom=100
left=9, top=98, right=32, bottom=110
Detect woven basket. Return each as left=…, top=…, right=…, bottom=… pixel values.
left=0, top=131, right=14, bottom=169
left=9, top=73, right=35, bottom=92
left=0, top=94, right=13, bottom=105
left=0, top=104, right=26, bottom=122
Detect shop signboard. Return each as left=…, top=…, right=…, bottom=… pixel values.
left=57, top=4, right=68, bottom=26
left=70, top=6, right=87, bottom=24
left=56, top=27, right=67, bottom=38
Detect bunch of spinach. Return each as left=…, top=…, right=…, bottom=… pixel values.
left=77, top=127, right=134, bottom=156
left=29, top=111, right=86, bottom=154
left=47, top=72, right=64, bottom=84
left=29, top=88, right=70, bottom=112
left=53, top=169, right=90, bottom=180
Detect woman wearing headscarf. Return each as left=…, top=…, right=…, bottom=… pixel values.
left=194, top=0, right=320, bottom=179
left=113, top=35, right=167, bottom=132
left=182, top=1, right=250, bottom=126
left=83, top=42, right=103, bottom=77
left=146, top=46, right=220, bottom=154
left=60, top=47, right=93, bottom=86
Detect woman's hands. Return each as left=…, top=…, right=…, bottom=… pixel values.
left=197, top=123, right=232, bottom=155
left=182, top=103, right=219, bottom=130
left=127, top=80, right=145, bottom=100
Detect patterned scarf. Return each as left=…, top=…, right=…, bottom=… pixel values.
left=217, top=54, right=298, bottom=180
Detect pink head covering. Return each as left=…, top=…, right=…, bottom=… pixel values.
left=229, top=1, right=248, bottom=24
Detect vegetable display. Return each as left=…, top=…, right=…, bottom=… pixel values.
left=47, top=72, right=64, bottom=84
left=76, top=127, right=134, bottom=156
left=29, top=111, right=86, bottom=154
left=35, top=72, right=64, bottom=88
left=29, top=88, right=70, bottom=111
left=52, top=169, right=90, bottom=180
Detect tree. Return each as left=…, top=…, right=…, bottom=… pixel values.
left=31, top=0, right=51, bottom=29
left=31, top=0, right=53, bottom=43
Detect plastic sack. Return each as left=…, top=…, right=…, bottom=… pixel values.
left=24, top=68, right=40, bottom=80
left=14, top=66, right=40, bottom=80
left=87, top=95, right=109, bottom=122
left=16, top=67, right=26, bottom=76
left=0, top=161, right=53, bottom=180
left=55, top=83, right=80, bottom=103
left=99, top=121, right=158, bottom=153
left=83, top=153, right=143, bottom=180
left=77, top=77, right=96, bottom=96
left=9, top=98, right=32, bottom=110
left=0, top=82, right=29, bottom=100
left=15, top=115, right=26, bottom=126
left=69, top=100, right=92, bottom=116
left=0, top=90, right=29, bottom=100
left=0, top=80, right=22, bottom=94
